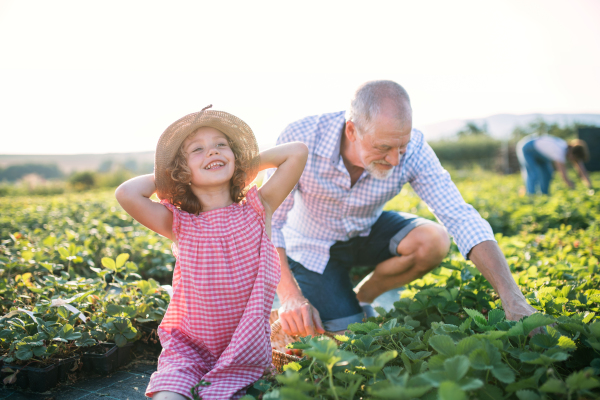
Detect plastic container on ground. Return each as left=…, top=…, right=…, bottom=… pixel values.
left=26, top=363, right=58, bottom=392
left=82, top=343, right=118, bottom=375
left=57, top=356, right=79, bottom=382
left=117, top=342, right=134, bottom=367
left=1, top=360, right=66, bottom=392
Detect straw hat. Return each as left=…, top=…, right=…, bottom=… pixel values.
left=154, top=105, right=260, bottom=200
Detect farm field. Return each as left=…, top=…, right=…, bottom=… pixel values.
left=1, top=171, right=599, bottom=399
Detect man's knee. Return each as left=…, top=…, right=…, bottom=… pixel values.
left=416, top=224, right=450, bottom=269
left=399, top=224, right=450, bottom=272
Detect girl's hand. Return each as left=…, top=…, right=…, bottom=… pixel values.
left=115, top=174, right=174, bottom=240
left=257, top=142, right=308, bottom=214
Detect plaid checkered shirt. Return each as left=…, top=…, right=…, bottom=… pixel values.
left=265, top=111, right=495, bottom=274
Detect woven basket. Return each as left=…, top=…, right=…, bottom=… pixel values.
left=271, top=319, right=303, bottom=372
left=270, top=310, right=340, bottom=372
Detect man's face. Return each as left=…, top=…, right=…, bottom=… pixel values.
left=353, top=112, right=412, bottom=180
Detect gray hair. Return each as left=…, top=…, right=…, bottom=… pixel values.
left=345, top=80, right=412, bottom=135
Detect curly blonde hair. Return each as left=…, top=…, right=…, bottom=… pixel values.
left=164, top=130, right=251, bottom=215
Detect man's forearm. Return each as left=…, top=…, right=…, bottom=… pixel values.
left=276, top=248, right=304, bottom=302
left=468, top=240, right=535, bottom=320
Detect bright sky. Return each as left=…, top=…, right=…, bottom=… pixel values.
left=1, top=0, right=599, bottom=154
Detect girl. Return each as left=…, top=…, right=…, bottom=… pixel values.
left=115, top=106, right=308, bottom=400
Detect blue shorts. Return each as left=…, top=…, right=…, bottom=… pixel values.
left=287, top=211, right=435, bottom=331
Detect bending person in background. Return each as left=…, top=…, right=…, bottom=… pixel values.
left=516, top=134, right=592, bottom=195
left=265, top=80, right=539, bottom=338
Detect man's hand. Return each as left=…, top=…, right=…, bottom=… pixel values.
left=278, top=295, right=325, bottom=337
left=506, top=299, right=549, bottom=337
left=468, top=241, right=544, bottom=336
left=503, top=296, right=537, bottom=322
left=275, top=248, right=326, bottom=337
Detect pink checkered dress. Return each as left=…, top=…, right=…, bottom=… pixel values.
left=146, top=186, right=280, bottom=399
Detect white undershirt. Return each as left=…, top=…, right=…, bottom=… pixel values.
left=533, top=136, right=567, bottom=163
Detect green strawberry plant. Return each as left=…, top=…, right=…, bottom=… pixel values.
left=0, top=304, right=96, bottom=365
left=1, top=171, right=598, bottom=396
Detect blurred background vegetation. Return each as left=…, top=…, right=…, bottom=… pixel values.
left=0, top=119, right=598, bottom=197
left=0, top=157, right=153, bottom=197
left=428, top=119, right=598, bottom=172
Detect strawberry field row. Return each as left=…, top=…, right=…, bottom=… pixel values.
left=0, top=172, right=599, bottom=398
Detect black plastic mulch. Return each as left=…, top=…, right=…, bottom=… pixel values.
left=0, top=361, right=157, bottom=400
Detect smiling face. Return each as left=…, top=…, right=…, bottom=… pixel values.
left=347, top=101, right=412, bottom=180
left=183, top=127, right=236, bottom=189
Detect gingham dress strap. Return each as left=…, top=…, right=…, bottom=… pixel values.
left=244, top=186, right=265, bottom=221
left=160, top=200, right=183, bottom=242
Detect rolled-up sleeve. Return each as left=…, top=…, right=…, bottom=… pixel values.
left=407, top=138, right=496, bottom=259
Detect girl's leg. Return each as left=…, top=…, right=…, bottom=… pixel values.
left=152, top=391, right=190, bottom=400
left=539, top=159, right=554, bottom=195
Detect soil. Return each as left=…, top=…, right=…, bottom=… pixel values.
left=82, top=344, right=112, bottom=355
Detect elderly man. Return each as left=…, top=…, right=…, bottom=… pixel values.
left=267, top=80, right=536, bottom=336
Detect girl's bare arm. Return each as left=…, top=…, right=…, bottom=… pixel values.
left=115, top=174, right=174, bottom=240
left=257, top=142, right=308, bottom=215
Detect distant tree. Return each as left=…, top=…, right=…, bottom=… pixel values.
left=123, top=159, right=138, bottom=172
left=528, top=119, right=551, bottom=136
left=511, top=119, right=597, bottom=142
left=69, top=171, right=96, bottom=191
left=511, top=126, right=531, bottom=142
left=138, top=162, right=154, bottom=174
left=96, top=169, right=135, bottom=188
left=457, top=122, right=488, bottom=137
left=0, top=164, right=64, bottom=182
left=97, top=159, right=114, bottom=173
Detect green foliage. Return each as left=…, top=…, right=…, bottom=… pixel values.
left=259, top=172, right=600, bottom=399
left=95, top=168, right=137, bottom=188
left=1, top=171, right=599, bottom=396
left=429, top=136, right=501, bottom=170
left=0, top=179, right=67, bottom=197
left=68, top=171, right=97, bottom=191
left=385, top=171, right=599, bottom=236
left=0, top=191, right=175, bottom=280
left=260, top=274, right=599, bottom=399
left=0, top=168, right=139, bottom=198
left=0, top=163, right=64, bottom=182
left=511, top=119, right=594, bottom=142
left=430, top=120, right=598, bottom=172
left=457, top=121, right=489, bottom=137
left=0, top=246, right=166, bottom=365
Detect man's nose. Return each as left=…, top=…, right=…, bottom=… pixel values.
left=386, top=150, right=401, bottom=166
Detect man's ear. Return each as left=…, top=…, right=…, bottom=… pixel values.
left=345, top=121, right=359, bottom=143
